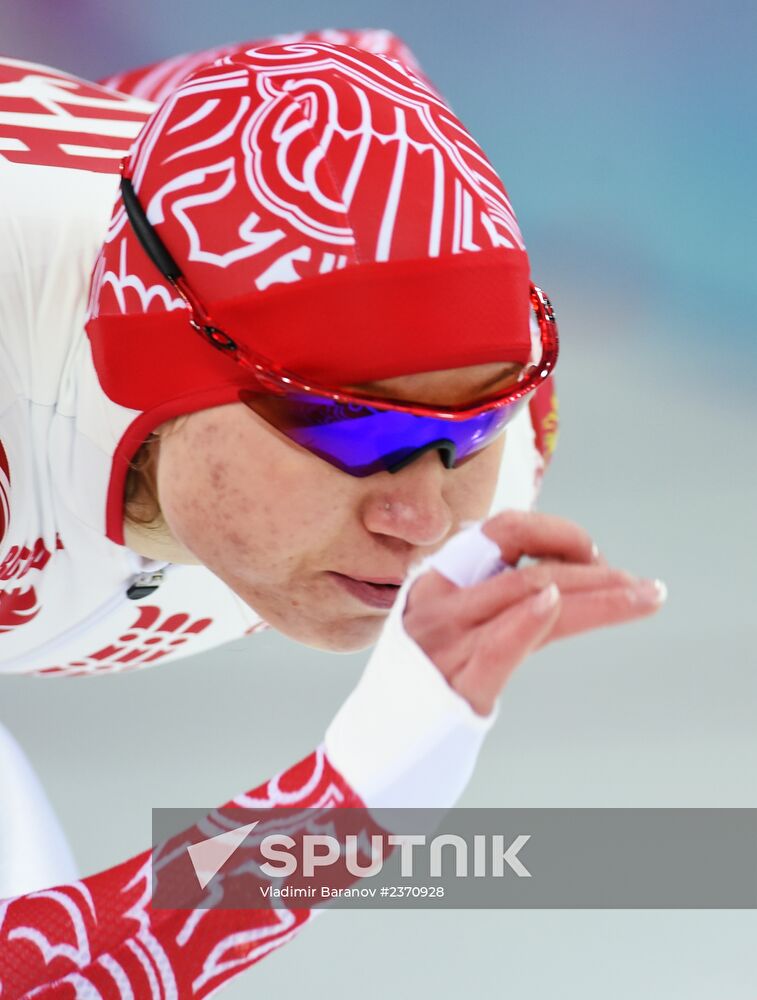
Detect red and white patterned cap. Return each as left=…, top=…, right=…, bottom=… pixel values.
left=86, top=40, right=532, bottom=414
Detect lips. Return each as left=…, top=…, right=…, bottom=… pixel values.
left=327, top=572, right=402, bottom=609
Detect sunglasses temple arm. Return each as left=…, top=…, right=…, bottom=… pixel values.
left=120, top=174, right=219, bottom=328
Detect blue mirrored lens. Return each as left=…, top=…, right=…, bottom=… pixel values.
left=248, top=391, right=527, bottom=476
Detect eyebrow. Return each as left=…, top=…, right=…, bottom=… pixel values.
left=354, top=362, right=522, bottom=396
left=474, top=363, right=523, bottom=393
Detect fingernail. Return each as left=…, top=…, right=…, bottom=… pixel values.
left=532, top=583, right=560, bottom=613
left=591, top=542, right=600, bottom=561
left=653, top=579, right=668, bottom=603
left=629, top=578, right=668, bottom=604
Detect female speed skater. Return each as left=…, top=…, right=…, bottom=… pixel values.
left=0, top=27, right=666, bottom=997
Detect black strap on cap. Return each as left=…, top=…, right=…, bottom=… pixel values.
left=120, top=175, right=183, bottom=282
left=120, top=172, right=243, bottom=355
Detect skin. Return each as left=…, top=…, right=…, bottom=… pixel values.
left=125, top=362, right=515, bottom=652
left=404, top=510, right=665, bottom=715
left=123, top=360, right=666, bottom=701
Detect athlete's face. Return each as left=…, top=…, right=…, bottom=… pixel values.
left=153, top=363, right=515, bottom=652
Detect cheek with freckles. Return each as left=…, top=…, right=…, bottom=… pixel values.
left=444, top=433, right=507, bottom=524
left=152, top=403, right=509, bottom=654
left=155, top=404, right=352, bottom=587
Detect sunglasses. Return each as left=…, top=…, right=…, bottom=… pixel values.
left=120, top=171, right=559, bottom=477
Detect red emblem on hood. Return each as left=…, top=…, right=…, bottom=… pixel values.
left=0, top=439, right=63, bottom=635
left=0, top=440, right=10, bottom=548
left=0, top=585, right=41, bottom=632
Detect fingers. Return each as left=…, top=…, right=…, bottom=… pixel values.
left=403, top=567, right=459, bottom=617
left=456, top=559, right=638, bottom=625
left=481, top=509, right=598, bottom=567
left=401, top=510, right=668, bottom=720
left=406, top=510, right=606, bottom=619
left=451, top=584, right=562, bottom=716
left=450, top=578, right=667, bottom=716
left=532, top=579, right=667, bottom=648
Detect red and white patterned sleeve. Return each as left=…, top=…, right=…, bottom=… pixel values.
left=0, top=748, right=362, bottom=998
left=0, top=560, right=499, bottom=998
left=100, top=28, right=426, bottom=105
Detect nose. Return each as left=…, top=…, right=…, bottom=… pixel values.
left=361, top=446, right=455, bottom=548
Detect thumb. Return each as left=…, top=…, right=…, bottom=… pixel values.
left=453, top=584, right=562, bottom=716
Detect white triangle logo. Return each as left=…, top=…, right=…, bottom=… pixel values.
left=187, top=820, right=260, bottom=889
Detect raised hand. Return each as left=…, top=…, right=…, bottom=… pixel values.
left=403, top=510, right=666, bottom=716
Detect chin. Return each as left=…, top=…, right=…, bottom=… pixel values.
left=271, top=610, right=387, bottom=654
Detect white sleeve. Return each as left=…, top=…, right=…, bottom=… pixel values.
left=324, top=557, right=499, bottom=814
